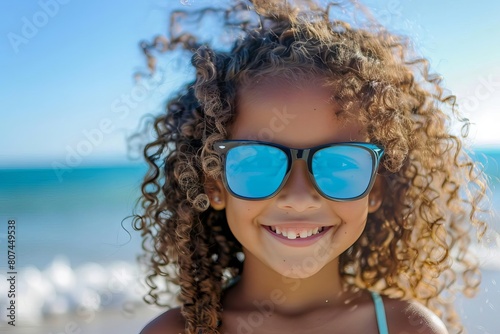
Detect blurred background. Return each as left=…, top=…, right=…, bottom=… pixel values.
left=1, top=0, right=499, bottom=333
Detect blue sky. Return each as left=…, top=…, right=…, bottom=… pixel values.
left=1, top=0, right=499, bottom=168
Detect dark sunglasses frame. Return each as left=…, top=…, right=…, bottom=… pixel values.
left=213, top=140, right=384, bottom=202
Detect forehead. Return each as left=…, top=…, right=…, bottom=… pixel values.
left=230, top=76, right=366, bottom=148
left=241, top=75, right=326, bottom=102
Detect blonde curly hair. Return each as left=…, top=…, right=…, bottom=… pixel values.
left=131, top=1, right=490, bottom=333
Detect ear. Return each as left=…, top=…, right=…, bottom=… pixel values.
left=368, top=175, right=384, bottom=213
left=204, top=176, right=226, bottom=211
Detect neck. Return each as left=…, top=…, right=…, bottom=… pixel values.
left=225, top=251, right=356, bottom=316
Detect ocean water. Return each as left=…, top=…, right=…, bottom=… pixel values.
left=0, top=150, right=499, bottom=330
left=0, top=164, right=149, bottom=327
left=0, top=165, right=146, bottom=269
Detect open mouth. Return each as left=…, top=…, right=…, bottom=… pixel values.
left=266, top=225, right=331, bottom=240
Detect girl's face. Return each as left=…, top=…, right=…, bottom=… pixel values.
left=208, top=76, right=382, bottom=279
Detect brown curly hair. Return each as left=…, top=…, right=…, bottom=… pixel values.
left=131, top=1, right=490, bottom=333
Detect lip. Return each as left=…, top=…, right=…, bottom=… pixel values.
left=262, top=225, right=334, bottom=247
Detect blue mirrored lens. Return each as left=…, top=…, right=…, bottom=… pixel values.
left=225, top=145, right=287, bottom=198
left=312, top=146, right=373, bottom=199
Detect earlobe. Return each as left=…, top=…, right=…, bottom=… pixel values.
left=368, top=176, right=384, bottom=213
left=204, top=177, right=226, bottom=210
left=210, top=193, right=226, bottom=210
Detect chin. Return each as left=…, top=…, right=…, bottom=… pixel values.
left=269, top=259, right=329, bottom=280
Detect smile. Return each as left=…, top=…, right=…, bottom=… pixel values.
left=263, top=224, right=334, bottom=246
left=267, top=225, right=326, bottom=239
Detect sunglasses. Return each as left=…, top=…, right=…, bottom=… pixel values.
left=213, top=140, right=384, bottom=202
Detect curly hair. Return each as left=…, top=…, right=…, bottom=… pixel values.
left=131, top=1, right=490, bottom=333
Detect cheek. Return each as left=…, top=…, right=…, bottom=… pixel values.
left=331, top=199, right=369, bottom=235
left=224, top=196, right=264, bottom=231
left=334, top=199, right=369, bottom=219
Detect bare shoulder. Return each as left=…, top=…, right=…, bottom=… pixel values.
left=382, top=297, right=448, bottom=334
left=140, top=307, right=185, bottom=334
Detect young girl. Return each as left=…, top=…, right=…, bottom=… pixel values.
left=132, top=1, right=490, bottom=333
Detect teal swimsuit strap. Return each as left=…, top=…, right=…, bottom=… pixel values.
left=370, top=291, right=389, bottom=334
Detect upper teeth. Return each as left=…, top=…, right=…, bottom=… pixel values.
left=270, top=226, right=324, bottom=239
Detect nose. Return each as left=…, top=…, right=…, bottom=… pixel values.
left=275, top=160, right=322, bottom=212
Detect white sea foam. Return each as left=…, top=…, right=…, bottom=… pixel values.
left=0, top=256, right=151, bottom=325
left=473, top=246, right=500, bottom=271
